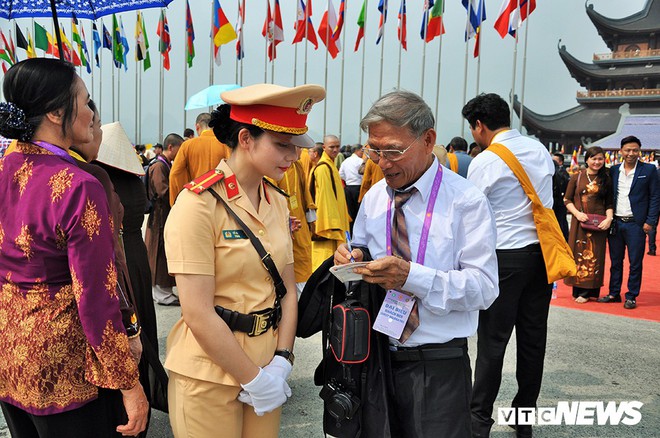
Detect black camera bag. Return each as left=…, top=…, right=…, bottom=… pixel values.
left=330, top=299, right=371, bottom=364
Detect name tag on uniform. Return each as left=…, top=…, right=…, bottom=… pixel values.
left=222, top=229, right=248, bottom=239
left=372, top=290, right=415, bottom=339
left=289, top=194, right=299, bottom=210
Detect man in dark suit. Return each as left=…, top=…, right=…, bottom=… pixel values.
left=599, top=136, right=660, bottom=309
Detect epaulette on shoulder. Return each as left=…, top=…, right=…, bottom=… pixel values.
left=263, top=178, right=290, bottom=198
left=184, top=169, right=225, bottom=194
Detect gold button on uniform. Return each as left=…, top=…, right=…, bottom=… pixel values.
left=265, top=276, right=271, bottom=282
left=258, top=229, right=265, bottom=236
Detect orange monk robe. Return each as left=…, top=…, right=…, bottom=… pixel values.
left=169, top=129, right=231, bottom=205
left=277, top=161, right=316, bottom=283
left=358, top=158, right=385, bottom=202
left=299, top=148, right=313, bottom=180
left=311, top=152, right=350, bottom=270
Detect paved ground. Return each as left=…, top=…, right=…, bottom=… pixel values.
left=1, top=302, right=658, bottom=437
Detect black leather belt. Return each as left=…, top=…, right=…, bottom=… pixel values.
left=390, top=338, right=467, bottom=362
left=214, top=304, right=282, bottom=337
left=616, top=216, right=635, bottom=223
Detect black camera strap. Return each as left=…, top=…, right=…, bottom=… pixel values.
left=207, top=187, right=287, bottom=302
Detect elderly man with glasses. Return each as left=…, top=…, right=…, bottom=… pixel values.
left=334, top=90, right=499, bottom=437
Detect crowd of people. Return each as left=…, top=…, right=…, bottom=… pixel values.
left=0, top=58, right=658, bottom=438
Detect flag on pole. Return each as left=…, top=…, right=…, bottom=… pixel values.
left=72, top=14, right=90, bottom=72
left=119, top=16, right=130, bottom=71
left=80, top=24, right=91, bottom=73
left=354, top=0, right=366, bottom=51
left=262, top=0, right=284, bottom=61
left=333, top=0, right=345, bottom=40
left=212, top=0, right=237, bottom=65
left=185, top=0, right=195, bottom=67
left=59, top=28, right=78, bottom=64
left=92, top=22, right=102, bottom=66
left=26, top=31, right=37, bottom=59
left=0, top=30, right=14, bottom=72
left=397, top=0, right=407, bottom=50
left=494, top=0, right=535, bottom=38
left=157, top=9, right=171, bottom=70
left=34, top=22, right=49, bottom=52
left=47, top=29, right=60, bottom=58
left=421, top=0, right=445, bottom=42
left=462, top=0, right=486, bottom=40
left=293, top=0, right=318, bottom=49
left=142, top=13, right=152, bottom=70
left=0, top=30, right=15, bottom=63
left=102, top=23, right=113, bottom=51
left=15, top=24, right=28, bottom=52
left=236, top=0, right=246, bottom=59
left=570, top=148, right=578, bottom=172
left=318, top=0, right=340, bottom=59
left=112, top=14, right=123, bottom=68
left=376, top=0, right=388, bottom=45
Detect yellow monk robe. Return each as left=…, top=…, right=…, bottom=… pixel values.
left=299, top=148, right=312, bottom=181
left=310, top=152, right=350, bottom=270
left=358, top=158, right=385, bottom=202
left=277, top=161, right=316, bottom=283
left=447, top=152, right=459, bottom=173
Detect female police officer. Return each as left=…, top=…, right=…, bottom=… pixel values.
left=164, top=84, right=325, bottom=437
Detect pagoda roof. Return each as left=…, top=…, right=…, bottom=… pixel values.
left=513, top=98, right=621, bottom=139
left=592, top=114, right=660, bottom=150
left=559, top=44, right=660, bottom=88
left=586, top=0, right=660, bottom=50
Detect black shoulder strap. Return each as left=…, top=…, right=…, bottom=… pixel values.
left=206, top=188, right=287, bottom=301
left=263, top=178, right=290, bottom=198
left=310, top=161, right=337, bottom=202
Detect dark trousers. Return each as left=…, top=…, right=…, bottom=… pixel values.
left=0, top=389, right=127, bottom=438
left=389, top=339, right=472, bottom=438
left=471, top=245, right=552, bottom=436
left=608, top=220, right=646, bottom=300
left=648, top=225, right=657, bottom=253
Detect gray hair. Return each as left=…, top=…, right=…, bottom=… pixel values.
left=360, top=90, right=435, bottom=136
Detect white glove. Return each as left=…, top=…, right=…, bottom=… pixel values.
left=263, top=355, right=293, bottom=381
left=240, top=368, right=292, bottom=416
left=238, top=356, right=293, bottom=406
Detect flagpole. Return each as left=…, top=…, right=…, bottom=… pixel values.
left=117, top=57, right=121, bottom=124
left=294, top=43, right=298, bottom=86
left=209, top=2, right=215, bottom=112
left=338, top=1, right=347, bottom=141
left=112, top=56, right=116, bottom=122
left=397, top=18, right=402, bottom=89
left=510, top=4, right=521, bottom=126
left=184, top=16, right=188, bottom=132
left=519, top=1, right=531, bottom=131
left=135, top=55, right=139, bottom=143
left=434, top=29, right=444, bottom=122
left=378, top=15, right=385, bottom=96
left=235, top=3, right=240, bottom=84
left=475, top=1, right=484, bottom=96
left=264, top=1, right=268, bottom=83
left=159, top=11, right=164, bottom=143
left=461, top=7, right=471, bottom=138
left=304, top=0, right=309, bottom=83
left=98, top=20, right=103, bottom=118
left=323, top=0, right=330, bottom=136
left=421, top=10, right=427, bottom=96
left=358, top=0, right=369, bottom=144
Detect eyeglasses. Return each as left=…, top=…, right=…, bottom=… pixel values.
left=364, top=134, right=423, bottom=162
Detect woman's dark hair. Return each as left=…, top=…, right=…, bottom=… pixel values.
left=0, top=58, right=79, bottom=142
left=209, top=104, right=264, bottom=149
left=584, top=146, right=610, bottom=200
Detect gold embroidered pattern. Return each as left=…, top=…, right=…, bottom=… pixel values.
left=55, top=224, right=67, bottom=250
left=0, top=158, right=4, bottom=172
left=105, top=261, right=118, bottom=299
left=109, top=215, right=115, bottom=235
left=13, top=159, right=33, bottom=197
left=70, top=267, right=83, bottom=302
left=0, top=221, right=4, bottom=251
left=81, top=198, right=101, bottom=241
left=26, top=281, right=48, bottom=312
left=86, top=320, right=138, bottom=389
left=48, top=168, right=74, bottom=203
left=17, top=142, right=53, bottom=155
left=1, top=272, right=18, bottom=304
left=14, top=223, right=34, bottom=260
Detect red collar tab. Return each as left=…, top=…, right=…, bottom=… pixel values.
left=184, top=169, right=225, bottom=194
left=224, top=174, right=240, bottom=199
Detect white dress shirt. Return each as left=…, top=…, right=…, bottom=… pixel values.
left=615, top=161, right=637, bottom=217
left=353, top=157, right=499, bottom=345
left=467, top=129, right=555, bottom=250
left=338, top=153, right=364, bottom=186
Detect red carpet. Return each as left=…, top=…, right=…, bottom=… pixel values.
left=552, top=241, right=660, bottom=322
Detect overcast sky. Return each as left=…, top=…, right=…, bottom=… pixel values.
left=1, top=0, right=648, bottom=145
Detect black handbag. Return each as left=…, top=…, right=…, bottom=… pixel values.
left=330, top=299, right=371, bottom=364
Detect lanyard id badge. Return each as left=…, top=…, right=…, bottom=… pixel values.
left=373, top=290, right=416, bottom=339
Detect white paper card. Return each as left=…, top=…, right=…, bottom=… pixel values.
left=328, top=262, right=370, bottom=282
left=372, top=290, right=415, bottom=339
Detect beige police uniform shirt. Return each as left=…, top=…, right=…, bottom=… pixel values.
left=164, top=159, right=294, bottom=386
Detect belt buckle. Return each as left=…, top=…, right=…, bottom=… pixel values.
left=261, top=252, right=272, bottom=270
left=249, top=309, right=271, bottom=337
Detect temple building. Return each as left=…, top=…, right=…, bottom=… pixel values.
left=515, top=0, right=660, bottom=151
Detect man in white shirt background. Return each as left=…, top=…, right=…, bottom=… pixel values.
left=335, top=90, right=499, bottom=437
left=464, top=93, right=555, bottom=438
left=338, top=144, right=364, bottom=230
left=599, top=136, right=659, bottom=309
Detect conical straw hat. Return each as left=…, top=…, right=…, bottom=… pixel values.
left=97, top=122, right=145, bottom=175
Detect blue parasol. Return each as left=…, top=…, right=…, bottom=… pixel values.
left=185, top=84, right=241, bottom=111
left=0, top=0, right=173, bottom=61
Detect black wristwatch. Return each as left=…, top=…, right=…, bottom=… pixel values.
left=274, top=349, right=295, bottom=366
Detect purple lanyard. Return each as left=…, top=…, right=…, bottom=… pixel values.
left=32, top=141, right=76, bottom=164
left=386, top=165, right=443, bottom=265
left=157, top=155, right=171, bottom=169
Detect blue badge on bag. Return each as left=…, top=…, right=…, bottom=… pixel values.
left=223, top=230, right=248, bottom=239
